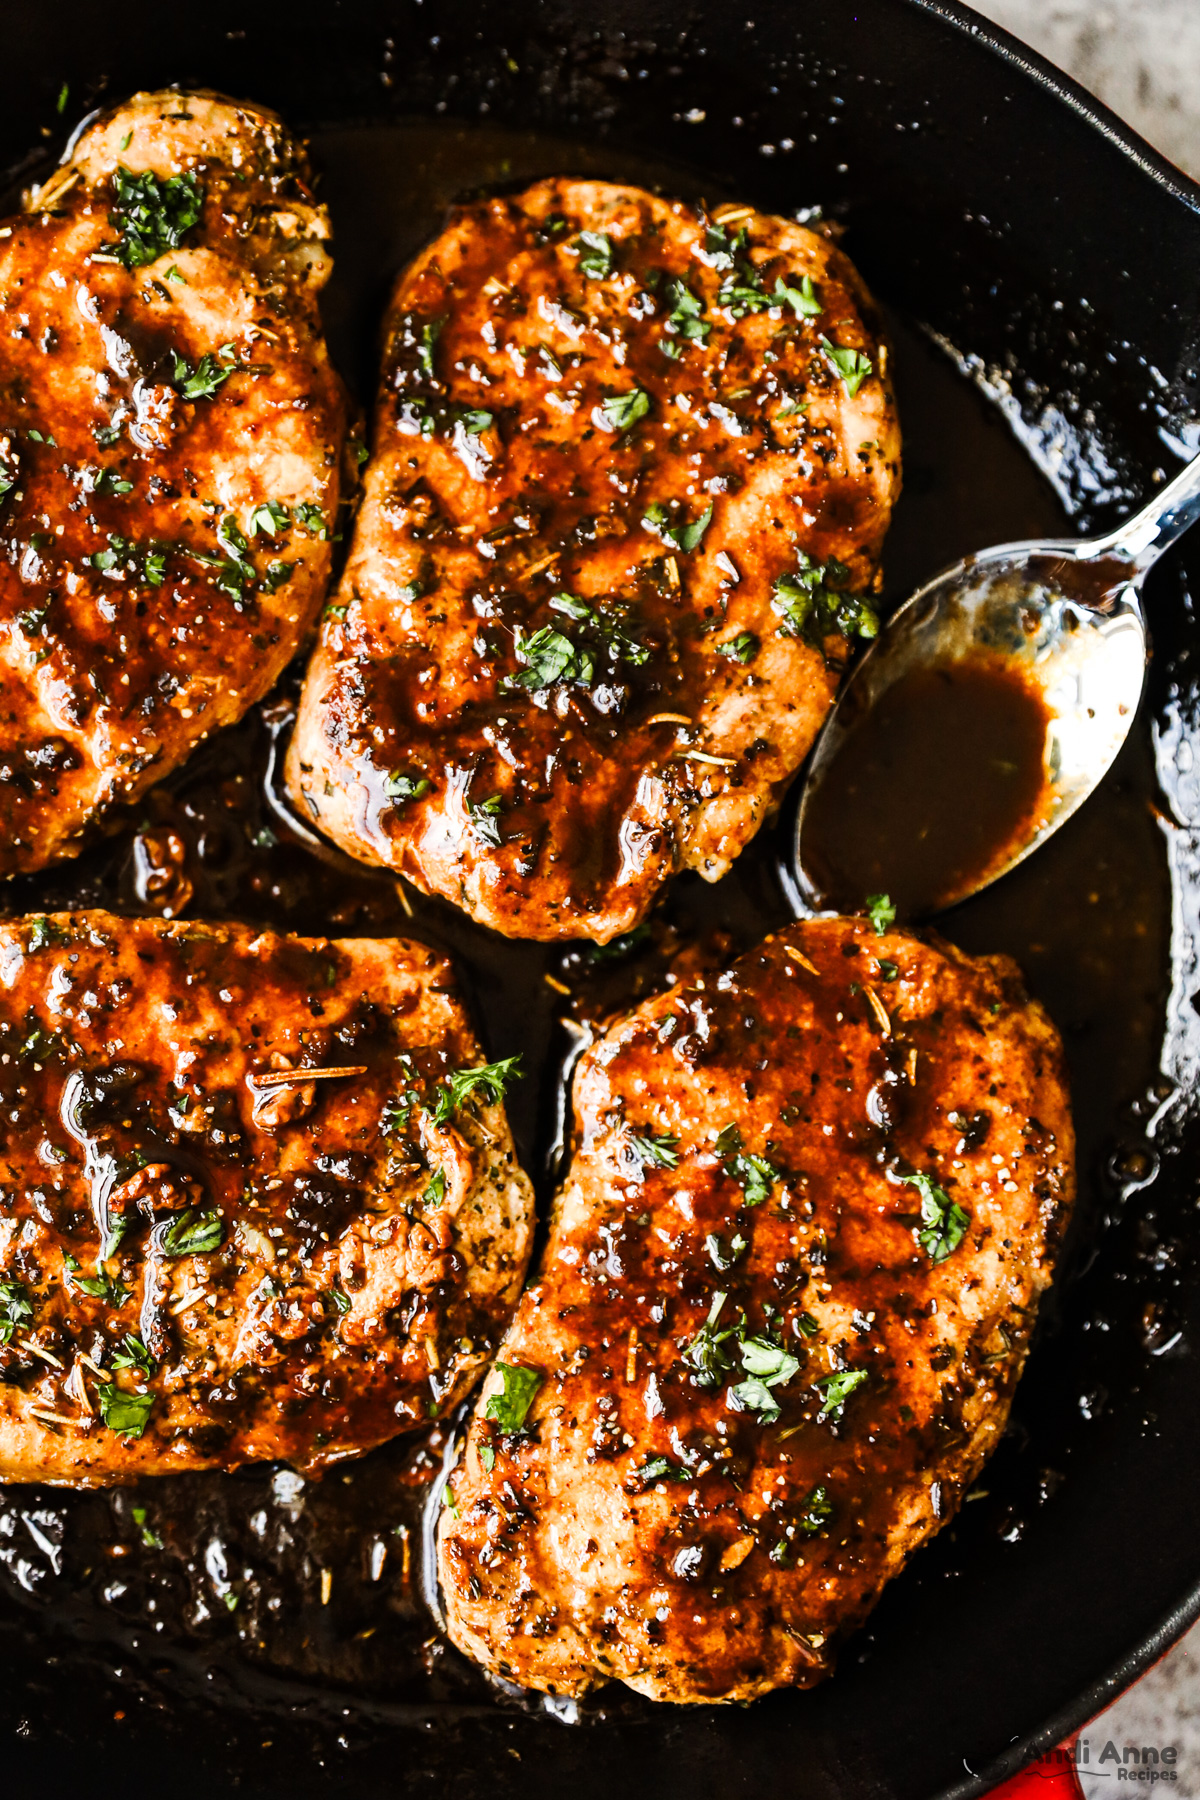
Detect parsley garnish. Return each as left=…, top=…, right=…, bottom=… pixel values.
left=111, top=1332, right=156, bottom=1376
left=508, top=624, right=594, bottom=692
left=729, top=1326, right=801, bottom=1422
left=159, top=1209, right=225, bottom=1257
left=467, top=792, right=504, bottom=847
left=798, top=1483, right=833, bottom=1532
left=422, top=1168, right=446, bottom=1205
left=628, top=1131, right=679, bottom=1170
left=90, top=533, right=168, bottom=587
left=772, top=553, right=878, bottom=648
left=814, top=1367, right=868, bottom=1421
left=701, top=221, right=746, bottom=270
left=170, top=348, right=234, bottom=401
left=326, top=1284, right=352, bottom=1317
left=663, top=278, right=710, bottom=344
left=485, top=1361, right=542, bottom=1434
left=417, top=318, right=444, bottom=382
left=386, top=771, right=431, bottom=803
left=902, top=1171, right=969, bottom=1263
left=597, top=388, right=650, bottom=433
left=246, top=501, right=290, bottom=538
left=573, top=231, right=614, bottom=278
left=454, top=408, right=493, bottom=435
left=642, top=500, right=714, bottom=553
left=866, top=893, right=895, bottom=935
left=548, top=592, right=650, bottom=667
left=0, top=1277, right=32, bottom=1345
left=819, top=336, right=874, bottom=397
left=432, top=1056, right=522, bottom=1125
left=771, top=274, right=822, bottom=318
left=106, top=166, right=204, bottom=270
left=716, top=632, right=758, bottom=664
left=62, top=1253, right=130, bottom=1307
left=877, top=959, right=899, bottom=981
left=705, top=1230, right=747, bottom=1272
left=28, top=916, right=67, bottom=952
left=97, top=1383, right=154, bottom=1439
left=636, top=1454, right=690, bottom=1485
left=293, top=503, right=328, bottom=538
left=714, top=1125, right=777, bottom=1207
left=681, top=1291, right=738, bottom=1388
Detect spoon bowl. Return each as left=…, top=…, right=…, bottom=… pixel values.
left=794, top=450, right=1200, bottom=918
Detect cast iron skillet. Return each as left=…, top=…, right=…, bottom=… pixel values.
left=4, top=3, right=1200, bottom=1797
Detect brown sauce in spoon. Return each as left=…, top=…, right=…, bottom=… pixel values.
left=801, top=650, right=1053, bottom=917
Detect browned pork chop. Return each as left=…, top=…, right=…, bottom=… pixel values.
left=288, top=178, right=900, bottom=941
left=0, top=910, right=532, bottom=1482
left=0, top=89, right=345, bottom=874
left=438, top=920, right=1073, bottom=1701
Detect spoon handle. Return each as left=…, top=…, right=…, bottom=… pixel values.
left=1092, top=449, right=1200, bottom=569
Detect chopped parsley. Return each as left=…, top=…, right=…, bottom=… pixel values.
left=902, top=1170, right=970, bottom=1263
left=729, top=1326, right=801, bottom=1421
left=663, top=277, right=710, bottom=344
left=636, top=1454, right=690, bottom=1485
left=467, top=792, right=504, bottom=847
left=628, top=1130, right=679, bottom=1171
left=385, top=771, right=431, bottom=803
left=90, top=533, right=169, bottom=587
left=681, top=1291, right=738, bottom=1388
left=28, top=916, right=67, bottom=951
left=431, top=1055, right=522, bottom=1126
left=422, top=1168, right=447, bottom=1205
left=877, top=959, right=899, bottom=981
left=508, top=624, right=594, bottom=692
left=111, top=1332, right=156, bottom=1376
left=454, top=407, right=493, bottom=435
left=246, top=501, right=290, bottom=538
left=159, top=1209, right=225, bottom=1257
left=326, top=1284, right=352, bottom=1317
left=596, top=388, right=651, bottom=433
left=814, top=1367, right=868, bottom=1421
left=705, top=1230, right=747, bottom=1272
left=293, top=503, right=329, bottom=538
left=548, top=592, right=650, bottom=667
left=96, top=1383, right=154, bottom=1440
left=798, top=1483, right=834, bottom=1532
left=572, top=231, right=614, bottom=278
left=772, top=274, right=822, bottom=318
left=715, top=1124, right=777, bottom=1207
left=772, top=553, right=878, bottom=648
left=819, top=336, right=874, bottom=397
left=105, top=166, right=204, bottom=270
left=62, top=1252, right=130, bottom=1307
left=866, top=893, right=896, bottom=935
left=0, top=1277, right=32, bottom=1344
left=485, top=1361, right=542, bottom=1434
left=170, top=348, right=234, bottom=401
left=642, top=500, right=714, bottom=554
left=417, top=318, right=444, bottom=382
left=716, top=631, right=758, bottom=664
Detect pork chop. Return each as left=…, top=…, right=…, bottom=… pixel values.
left=287, top=178, right=900, bottom=940
left=0, top=910, right=532, bottom=1483
left=438, top=919, right=1073, bottom=1700
left=0, top=89, right=346, bottom=874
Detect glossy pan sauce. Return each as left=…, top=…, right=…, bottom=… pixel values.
left=0, top=119, right=1172, bottom=1725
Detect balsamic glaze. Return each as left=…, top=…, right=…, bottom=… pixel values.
left=0, top=118, right=1177, bottom=1732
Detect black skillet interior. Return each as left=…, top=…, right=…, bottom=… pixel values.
left=5, top=3, right=1200, bottom=1797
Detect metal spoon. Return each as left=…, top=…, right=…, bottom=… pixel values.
left=793, top=450, right=1200, bottom=917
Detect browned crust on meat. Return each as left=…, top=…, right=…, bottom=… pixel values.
left=438, top=920, right=1073, bottom=1700
left=0, top=90, right=346, bottom=874
left=0, top=910, right=533, bottom=1483
left=288, top=179, right=900, bottom=940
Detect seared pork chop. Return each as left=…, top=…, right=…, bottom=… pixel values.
left=0, top=90, right=345, bottom=874
left=0, top=911, right=532, bottom=1482
left=438, top=920, right=1073, bottom=1701
left=288, top=178, right=900, bottom=941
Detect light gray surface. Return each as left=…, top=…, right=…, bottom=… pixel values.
left=963, top=0, right=1200, bottom=1776
left=967, top=0, right=1200, bottom=178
